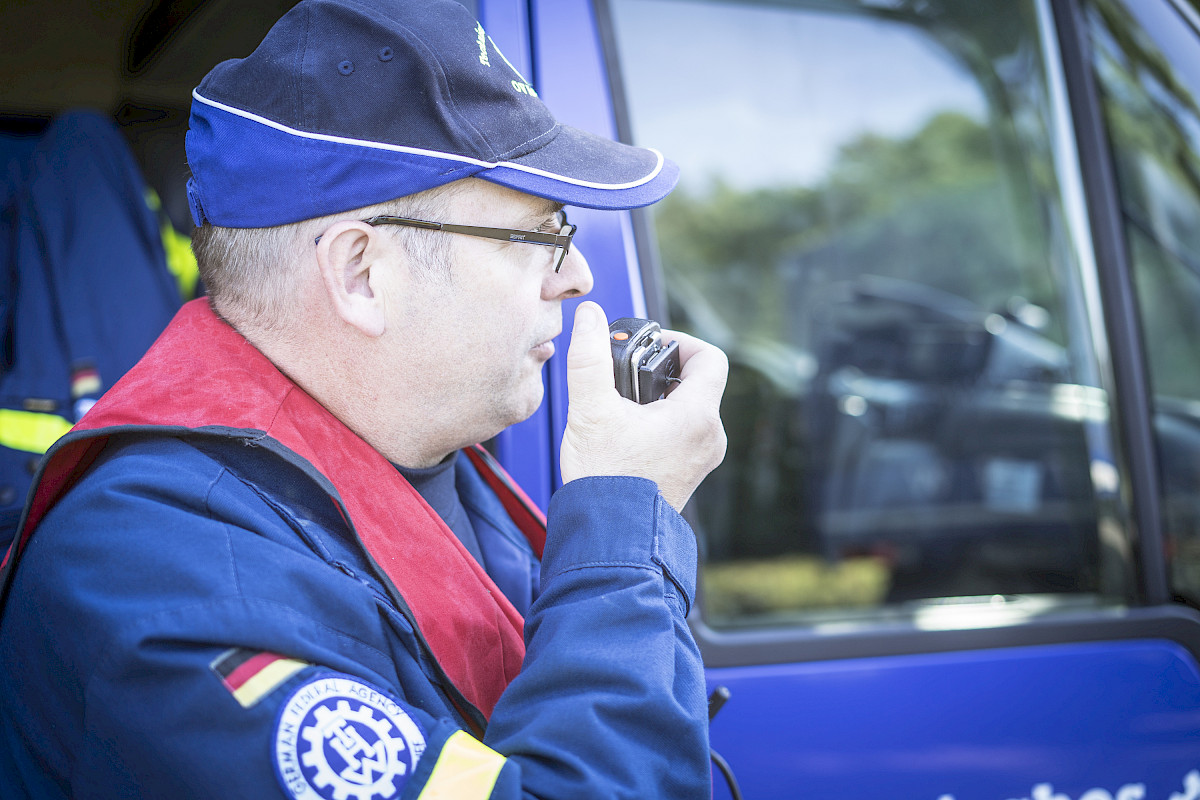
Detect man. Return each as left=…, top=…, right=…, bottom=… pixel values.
left=0, top=0, right=727, bottom=798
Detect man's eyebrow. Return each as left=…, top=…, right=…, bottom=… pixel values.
left=521, top=200, right=565, bottom=227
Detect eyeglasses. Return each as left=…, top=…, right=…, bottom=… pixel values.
left=317, top=209, right=578, bottom=272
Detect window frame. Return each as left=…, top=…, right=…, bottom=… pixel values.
left=1051, top=0, right=1172, bottom=604
left=594, top=0, right=1184, bottom=667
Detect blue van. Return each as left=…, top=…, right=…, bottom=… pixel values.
left=4, top=0, right=1200, bottom=797
left=484, top=0, right=1200, bottom=797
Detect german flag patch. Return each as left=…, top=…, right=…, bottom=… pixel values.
left=211, top=649, right=308, bottom=708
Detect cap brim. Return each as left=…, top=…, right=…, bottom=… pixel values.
left=478, top=124, right=679, bottom=211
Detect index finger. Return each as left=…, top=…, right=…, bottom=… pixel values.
left=660, top=328, right=729, bottom=406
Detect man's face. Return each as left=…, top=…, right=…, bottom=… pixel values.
left=383, top=180, right=593, bottom=452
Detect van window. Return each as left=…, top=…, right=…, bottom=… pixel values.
left=608, top=0, right=1135, bottom=629
left=1085, top=0, right=1200, bottom=604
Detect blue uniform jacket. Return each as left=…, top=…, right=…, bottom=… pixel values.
left=0, top=431, right=709, bottom=798
left=0, top=112, right=182, bottom=544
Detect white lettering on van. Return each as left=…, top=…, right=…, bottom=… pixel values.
left=1171, top=771, right=1200, bottom=800
left=938, top=769, right=1189, bottom=800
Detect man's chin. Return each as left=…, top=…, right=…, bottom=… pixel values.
left=513, top=383, right=546, bottom=424
left=483, top=381, right=546, bottom=439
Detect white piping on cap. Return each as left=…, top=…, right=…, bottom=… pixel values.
left=192, top=90, right=665, bottom=191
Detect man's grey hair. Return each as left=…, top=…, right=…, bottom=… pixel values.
left=192, top=181, right=466, bottom=332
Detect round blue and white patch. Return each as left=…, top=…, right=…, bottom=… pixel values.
left=274, top=675, right=426, bottom=800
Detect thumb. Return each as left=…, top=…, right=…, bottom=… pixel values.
left=566, top=301, right=616, bottom=401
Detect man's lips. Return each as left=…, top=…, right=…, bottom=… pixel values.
left=532, top=330, right=561, bottom=360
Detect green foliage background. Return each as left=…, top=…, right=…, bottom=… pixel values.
left=653, top=111, right=1060, bottom=351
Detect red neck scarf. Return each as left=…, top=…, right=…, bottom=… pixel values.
left=12, top=299, right=545, bottom=721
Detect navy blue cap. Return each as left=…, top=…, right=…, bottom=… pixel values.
left=185, top=0, right=679, bottom=228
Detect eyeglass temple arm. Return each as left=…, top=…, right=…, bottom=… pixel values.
left=364, top=216, right=444, bottom=231
left=357, top=216, right=572, bottom=254
left=440, top=223, right=568, bottom=246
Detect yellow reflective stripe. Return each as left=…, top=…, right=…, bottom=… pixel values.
left=417, top=730, right=506, bottom=800
left=145, top=187, right=200, bottom=300
left=0, top=409, right=73, bottom=453
left=161, top=220, right=199, bottom=300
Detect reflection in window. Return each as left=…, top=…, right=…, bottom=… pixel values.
left=610, top=0, right=1133, bottom=628
left=1087, top=0, right=1200, bottom=603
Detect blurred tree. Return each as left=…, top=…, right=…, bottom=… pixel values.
left=655, top=110, right=1051, bottom=343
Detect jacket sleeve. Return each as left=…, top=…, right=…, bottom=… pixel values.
left=480, top=476, right=710, bottom=799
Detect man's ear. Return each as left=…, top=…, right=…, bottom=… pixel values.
left=314, top=221, right=397, bottom=337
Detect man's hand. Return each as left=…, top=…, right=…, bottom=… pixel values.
left=560, top=301, right=728, bottom=512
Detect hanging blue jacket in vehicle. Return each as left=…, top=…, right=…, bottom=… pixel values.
left=0, top=301, right=710, bottom=799
left=0, top=111, right=182, bottom=544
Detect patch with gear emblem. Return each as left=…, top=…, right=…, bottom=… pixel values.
left=273, top=674, right=426, bottom=800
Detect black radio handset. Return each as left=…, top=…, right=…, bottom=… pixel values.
left=608, top=317, right=681, bottom=403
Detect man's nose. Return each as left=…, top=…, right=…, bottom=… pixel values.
left=545, top=245, right=593, bottom=300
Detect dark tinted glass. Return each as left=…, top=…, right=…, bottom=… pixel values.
left=1086, top=0, right=1200, bottom=604
left=612, top=0, right=1135, bottom=629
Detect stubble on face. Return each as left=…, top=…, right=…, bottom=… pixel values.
left=381, top=182, right=567, bottom=460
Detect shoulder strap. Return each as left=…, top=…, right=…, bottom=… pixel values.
left=464, top=444, right=547, bottom=559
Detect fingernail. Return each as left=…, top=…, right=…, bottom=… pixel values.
left=575, top=302, right=600, bottom=333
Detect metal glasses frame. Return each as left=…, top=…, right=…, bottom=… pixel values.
left=317, top=210, right=578, bottom=272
